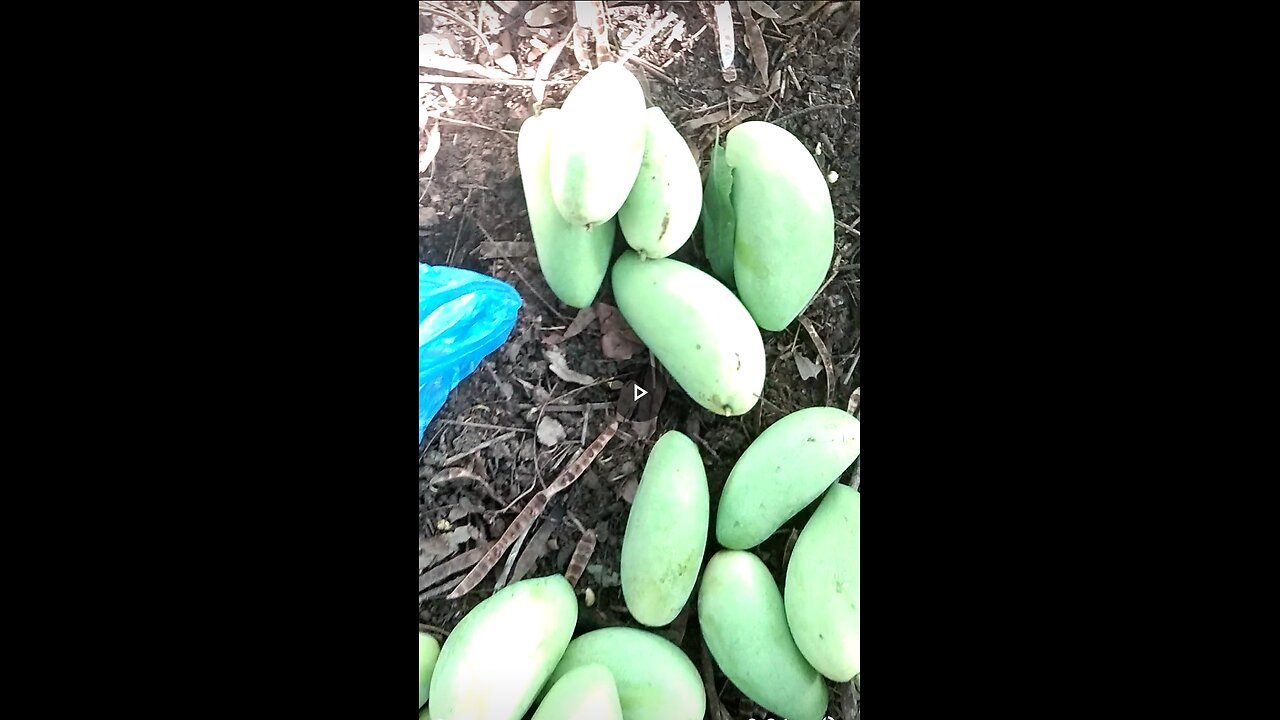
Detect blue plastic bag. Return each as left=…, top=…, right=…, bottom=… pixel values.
left=420, top=263, right=522, bottom=444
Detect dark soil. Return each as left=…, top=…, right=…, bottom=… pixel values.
left=420, top=2, right=860, bottom=718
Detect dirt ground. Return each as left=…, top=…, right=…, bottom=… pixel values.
left=419, top=2, right=860, bottom=717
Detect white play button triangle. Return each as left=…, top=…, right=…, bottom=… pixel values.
left=633, top=384, right=649, bottom=402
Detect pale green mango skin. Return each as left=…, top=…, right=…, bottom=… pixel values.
left=716, top=406, right=860, bottom=549
left=531, top=664, right=624, bottom=720
left=550, top=62, right=647, bottom=226
left=429, top=575, right=577, bottom=720
left=618, top=107, right=702, bottom=259
left=611, top=252, right=764, bottom=416
left=545, top=627, right=705, bottom=720
left=518, top=108, right=616, bottom=308
left=419, top=632, right=440, bottom=709
left=621, top=431, right=709, bottom=626
left=726, top=121, right=835, bottom=331
left=699, top=550, right=828, bottom=720
left=786, top=484, right=861, bottom=682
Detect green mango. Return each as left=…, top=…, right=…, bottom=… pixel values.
left=550, top=62, right=648, bottom=226
left=429, top=575, right=577, bottom=720
left=786, top=483, right=861, bottom=681
left=419, top=631, right=440, bottom=709
left=621, top=430, right=709, bottom=626
left=611, top=252, right=764, bottom=416
left=725, top=121, right=834, bottom=331
left=518, top=108, right=616, bottom=308
left=716, top=406, right=860, bottom=549
left=699, top=550, right=828, bottom=720
left=700, top=128, right=736, bottom=287
left=618, top=107, right=702, bottom=259
left=531, top=664, right=624, bottom=720
left=545, top=627, right=704, bottom=720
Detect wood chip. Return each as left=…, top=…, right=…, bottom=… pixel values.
left=712, top=1, right=737, bottom=82
left=544, top=348, right=597, bottom=385
left=537, top=416, right=567, bottom=446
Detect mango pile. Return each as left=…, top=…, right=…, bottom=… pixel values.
left=517, top=62, right=835, bottom=417
left=420, top=63, right=857, bottom=720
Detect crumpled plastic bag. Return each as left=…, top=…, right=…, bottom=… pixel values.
left=420, top=263, right=522, bottom=444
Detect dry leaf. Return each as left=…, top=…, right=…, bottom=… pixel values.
left=620, top=477, right=639, bottom=504
left=748, top=0, right=782, bottom=19
left=537, top=416, right=567, bottom=446
left=563, top=306, right=597, bottom=341
left=541, top=332, right=565, bottom=346
left=795, top=352, right=822, bottom=380
left=495, top=51, right=519, bottom=75
left=533, top=33, right=571, bottom=104
left=420, top=38, right=515, bottom=79
left=510, top=520, right=556, bottom=584
left=419, top=533, right=456, bottom=570
left=526, top=2, right=569, bottom=27
left=682, top=108, right=730, bottom=131
left=545, top=348, right=597, bottom=384
left=848, top=387, right=860, bottom=416
left=737, top=1, right=769, bottom=87
left=421, top=31, right=461, bottom=58
left=729, top=85, right=762, bottom=103
left=419, top=121, right=441, bottom=174
left=478, top=241, right=535, bottom=259
left=595, top=303, right=645, bottom=360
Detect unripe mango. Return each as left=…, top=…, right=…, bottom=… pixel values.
left=699, top=550, right=828, bottom=720
left=531, top=664, right=624, bottom=720
left=518, top=108, right=616, bottom=308
left=429, top=575, right=577, bottom=720
left=786, top=483, right=861, bottom=681
left=618, top=107, right=702, bottom=259
left=545, top=627, right=705, bottom=720
left=726, top=121, right=835, bottom=331
left=611, top=252, right=764, bottom=416
left=419, top=631, right=440, bottom=709
left=550, top=62, right=647, bottom=226
left=716, top=406, right=860, bottom=549
left=621, top=431, right=709, bottom=626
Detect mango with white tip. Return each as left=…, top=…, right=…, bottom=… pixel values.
left=531, top=664, right=624, bottom=720
left=429, top=575, right=577, bottom=720
left=550, top=62, right=647, bottom=226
